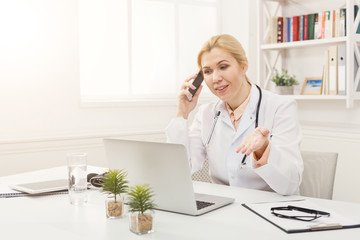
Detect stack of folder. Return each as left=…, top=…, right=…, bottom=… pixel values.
left=322, top=45, right=347, bottom=95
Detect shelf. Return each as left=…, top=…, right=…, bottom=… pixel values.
left=261, top=35, right=360, bottom=51
left=258, top=0, right=360, bottom=108
left=284, top=95, right=347, bottom=100
left=261, top=37, right=347, bottom=50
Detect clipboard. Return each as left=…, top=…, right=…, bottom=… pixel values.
left=242, top=199, right=360, bottom=234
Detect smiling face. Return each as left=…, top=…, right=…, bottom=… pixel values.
left=201, top=47, right=250, bottom=109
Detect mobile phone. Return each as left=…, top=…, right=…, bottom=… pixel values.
left=187, top=71, right=204, bottom=101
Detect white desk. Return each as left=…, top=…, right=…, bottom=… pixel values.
left=1, top=166, right=360, bottom=240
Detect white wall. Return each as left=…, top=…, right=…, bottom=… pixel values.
left=298, top=101, right=360, bottom=202
left=220, top=0, right=257, bottom=82
left=0, top=0, right=175, bottom=175
left=1, top=0, right=360, bottom=203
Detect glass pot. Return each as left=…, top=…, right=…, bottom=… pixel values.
left=129, top=210, right=154, bottom=234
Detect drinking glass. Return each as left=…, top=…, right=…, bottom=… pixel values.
left=67, top=152, right=88, bottom=205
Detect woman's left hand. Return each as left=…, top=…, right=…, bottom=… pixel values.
left=236, top=127, right=270, bottom=158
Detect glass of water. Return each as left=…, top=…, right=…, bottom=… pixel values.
left=67, top=152, right=88, bottom=205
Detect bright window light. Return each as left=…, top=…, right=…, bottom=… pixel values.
left=79, top=0, right=219, bottom=102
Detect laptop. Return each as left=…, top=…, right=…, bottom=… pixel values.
left=104, top=138, right=234, bottom=216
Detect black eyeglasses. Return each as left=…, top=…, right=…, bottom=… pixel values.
left=87, top=172, right=107, bottom=188
left=271, top=205, right=330, bottom=222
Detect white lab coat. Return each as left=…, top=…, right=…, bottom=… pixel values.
left=165, top=84, right=303, bottom=196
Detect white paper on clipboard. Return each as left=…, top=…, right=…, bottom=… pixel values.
left=242, top=199, right=360, bottom=233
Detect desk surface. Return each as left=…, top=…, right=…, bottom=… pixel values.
left=1, top=166, right=360, bottom=240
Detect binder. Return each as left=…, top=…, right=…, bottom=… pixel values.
left=337, top=44, right=346, bottom=95
left=242, top=199, right=360, bottom=234
left=328, top=45, right=338, bottom=95
left=322, top=49, right=329, bottom=95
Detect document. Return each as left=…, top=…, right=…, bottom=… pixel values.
left=242, top=199, right=360, bottom=233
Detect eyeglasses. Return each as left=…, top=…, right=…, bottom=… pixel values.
left=271, top=205, right=330, bottom=222
left=87, top=172, right=107, bottom=188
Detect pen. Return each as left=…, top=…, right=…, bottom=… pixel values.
left=205, top=111, right=221, bottom=147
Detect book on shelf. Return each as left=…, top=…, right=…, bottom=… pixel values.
left=293, top=16, right=299, bottom=41
left=320, top=11, right=325, bottom=39
left=332, top=10, right=335, bottom=38
left=298, top=16, right=301, bottom=41
left=303, top=14, right=308, bottom=40
left=325, top=11, right=331, bottom=39
left=270, top=5, right=360, bottom=44
left=284, top=17, right=289, bottom=42
left=335, top=9, right=340, bottom=37
left=340, top=8, right=346, bottom=37
left=269, top=16, right=278, bottom=44
left=300, top=15, right=304, bottom=41
left=307, top=13, right=315, bottom=40
left=277, top=17, right=283, bottom=43
left=314, top=13, right=320, bottom=39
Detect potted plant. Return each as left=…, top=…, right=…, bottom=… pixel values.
left=128, top=184, right=156, bottom=235
left=271, top=68, right=299, bottom=95
left=101, top=169, right=128, bottom=218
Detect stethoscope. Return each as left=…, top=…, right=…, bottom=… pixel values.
left=205, top=84, right=262, bottom=168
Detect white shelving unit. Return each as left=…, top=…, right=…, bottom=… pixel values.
left=257, top=0, right=360, bottom=108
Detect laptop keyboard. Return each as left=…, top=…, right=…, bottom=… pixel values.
left=196, top=200, right=215, bottom=210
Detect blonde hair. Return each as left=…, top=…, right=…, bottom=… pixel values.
left=197, top=34, right=249, bottom=76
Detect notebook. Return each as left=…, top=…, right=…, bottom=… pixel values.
left=103, top=138, right=234, bottom=216
left=9, top=179, right=68, bottom=194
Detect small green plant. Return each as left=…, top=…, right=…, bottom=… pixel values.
left=101, top=169, right=128, bottom=202
left=128, top=184, right=156, bottom=215
left=272, top=68, right=299, bottom=86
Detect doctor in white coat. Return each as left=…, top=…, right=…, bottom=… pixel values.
left=166, top=34, right=303, bottom=196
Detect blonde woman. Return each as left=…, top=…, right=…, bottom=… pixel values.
left=166, top=34, right=303, bottom=195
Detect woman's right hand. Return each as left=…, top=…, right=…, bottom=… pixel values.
left=176, top=73, right=203, bottom=119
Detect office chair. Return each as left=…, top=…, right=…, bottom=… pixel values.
left=300, top=151, right=338, bottom=200
left=192, top=159, right=211, bottom=183
left=192, top=151, right=338, bottom=200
